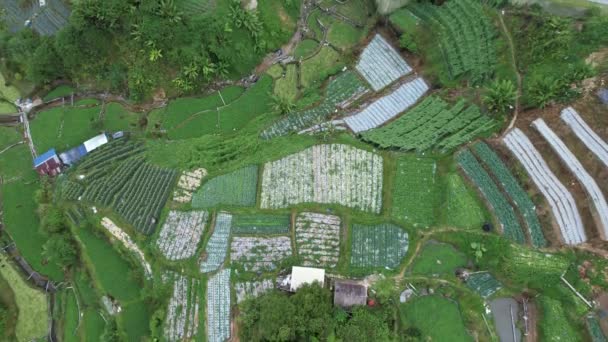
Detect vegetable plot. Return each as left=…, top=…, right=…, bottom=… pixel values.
left=173, top=168, right=207, bottom=203
left=200, top=212, right=232, bottom=273
left=355, top=34, right=412, bottom=91
left=235, top=280, right=274, bottom=303
left=472, top=142, right=546, bottom=247
left=457, top=150, right=525, bottom=244
left=261, top=71, right=369, bottom=139
left=156, top=210, right=208, bottom=261
left=350, top=223, right=409, bottom=269
left=232, top=214, right=291, bottom=235
left=362, top=96, right=497, bottom=152
left=230, top=236, right=293, bottom=271
left=191, top=165, right=258, bottom=208
left=207, top=269, right=231, bottom=342
left=533, top=119, right=608, bottom=238
left=466, top=272, right=502, bottom=298
left=408, top=0, right=496, bottom=84
left=164, top=275, right=200, bottom=342
left=561, top=107, right=608, bottom=168
left=344, top=77, right=429, bottom=133
left=503, top=129, right=586, bottom=245
left=295, top=212, right=341, bottom=267
left=261, top=144, right=383, bottom=213
left=540, top=297, right=579, bottom=341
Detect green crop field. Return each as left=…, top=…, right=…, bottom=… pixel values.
left=540, top=297, right=580, bottom=341
left=75, top=226, right=142, bottom=302
left=232, top=213, right=291, bottom=235
left=120, top=300, right=152, bottom=341
left=300, top=47, right=344, bottom=88
left=0, top=126, right=21, bottom=150
left=192, top=165, right=258, bottom=208
left=350, top=223, right=409, bottom=270
left=103, top=103, right=139, bottom=132
left=43, top=85, right=74, bottom=102
left=294, top=39, right=319, bottom=59
left=391, top=155, right=442, bottom=228
left=362, top=97, right=498, bottom=153
left=466, top=272, right=502, bottom=298
left=62, top=291, right=79, bottom=342
left=444, top=173, right=487, bottom=229
left=410, top=242, right=467, bottom=276
left=407, top=0, right=497, bottom=84
left=0, top=254, right=48, bottom=342
left=400, top=295, right=472, bottom=341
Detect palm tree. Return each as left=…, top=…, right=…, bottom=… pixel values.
left=483, top=79, right=516, bottom=115
left=183, top=63, right=199, bottom=80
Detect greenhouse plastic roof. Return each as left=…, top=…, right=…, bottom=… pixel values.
left=355, top=34, right=412, bottom=91
left=83, top=133, right=108, bottom=152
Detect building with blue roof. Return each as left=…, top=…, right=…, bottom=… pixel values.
left=33, top=149, right=62, bottom=176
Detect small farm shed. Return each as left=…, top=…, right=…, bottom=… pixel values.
left=59, top=144, right=87, bottom=166
left=290, top=266, right=325, bottom=292
left=83, top=133, right=108, bottom=152
left=33, top=149, right=62, bottom=176
left=333, top=280, right=367, bottom=309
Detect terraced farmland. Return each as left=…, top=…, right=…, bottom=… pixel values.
left=191, top=166, right=258, bottom=208
left=261, top=144, right=383, bottom=213
left=350, top=223, right=409, bottom=269
left=362, top=96, right=497, bottom=152
left=503, top=129, right=586, bottom=245
left=295, top=212, right=341, bottom=267
left=156, top=211, right=208, bottom=261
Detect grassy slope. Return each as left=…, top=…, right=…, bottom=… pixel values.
left=43, top=85, right=75, bottom=102
left=0, top=254, right=48, bottom=341
left=300, top=47, right=344, bottom=88
left=0, top=126, right=21, bottom=150
left=103, top=102, right=140, bottom=132
left=399, top=295, right=472, bottom=342
left=410, top=242, right=467, bottom=276
left=274, top=64, right=298, bottom=101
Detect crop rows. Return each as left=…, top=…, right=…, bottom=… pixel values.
left=230, top=236, right=292, bottom=271
left=503, top=129, right=586, bottom=245
left=344, top=77, right=429, bottom=133
left=173, top=168, right=207, bottom=203
left=295, top=212, right=341, bottom=267
left=533, top=119, right=608, bottom=238
left=261, top=71, right=369, bottom=139
left=60, top=180, right=84, bottom=201
left=82, top=156, right=176, bottom=234
left=261, top=144, right=383, bottom=213
left=200, top=212, right=232, bottom=273
left=164, top=275, right=200, bottom=342
left=2, top=0, right=70, bottom=35
left=508, top=248, right=569, bottom=275
left=235, top=280, right=274, bottom=303
left=466, top=272, right=502, bottom=298
left=362, top=96, right=497, bottom=152
left=191, top=165, right=258, bottom=208
left=472, top=142, right=547, bottom=247
left=409, top=0, right=496, bottom=84
left=457, top=150, right=525, bottom=244
left=561, top=107, right=608, bottom=168
left=156, top=211, right=208, bottom=261
left=356, top=34, right=412, bottom=91
left=207, top=269, right=231, bottom=342
left=78, top=139, right=145, bottom=173
left=350, top=223, right=409, bottom=269
left=540, top=297, right=578, bottom=341
left=231, top=214, right=291, bottom=235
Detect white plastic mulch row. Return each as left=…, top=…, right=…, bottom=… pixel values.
left=156, top=210, right=207, bottom=261
left=235, top=279, right=274, bottom=303
left=100, top=218, right=152, bottom=278
left=532, top=119, right=608, bottom=238
left=200, top=212, right=232, bottom=273
left=260, top=144, right=383, bottom=213
left=355, top=34, right=412, bottom=91
left=207, top=269, right=231, bottom=342
left=230, top=236, right=293, bottom=271
left=344, top=77, right=429, bottom=133
left=164, top=275, right=200, bottom=342
left=295, top=212, right=341, bottom=267
left=560, top=107, right=608, bottom=168
left=503, top=129, right=586, bottom=244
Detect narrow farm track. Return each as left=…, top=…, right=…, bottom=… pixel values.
left=498, top=12, right=522, bottom=133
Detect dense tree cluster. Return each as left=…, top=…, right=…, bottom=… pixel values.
left=0, top=0, right=299, bottom=100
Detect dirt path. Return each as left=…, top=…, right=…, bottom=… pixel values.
left=0, top=141, right=24, bottom=155
left=21, top=112, right=37, bottom=158
left=498, top=12, right=523, bottom=134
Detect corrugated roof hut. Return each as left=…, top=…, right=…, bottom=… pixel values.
left=33, top=148, right=62, bottom=176
left=333, top=280, right=367, bottom=309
